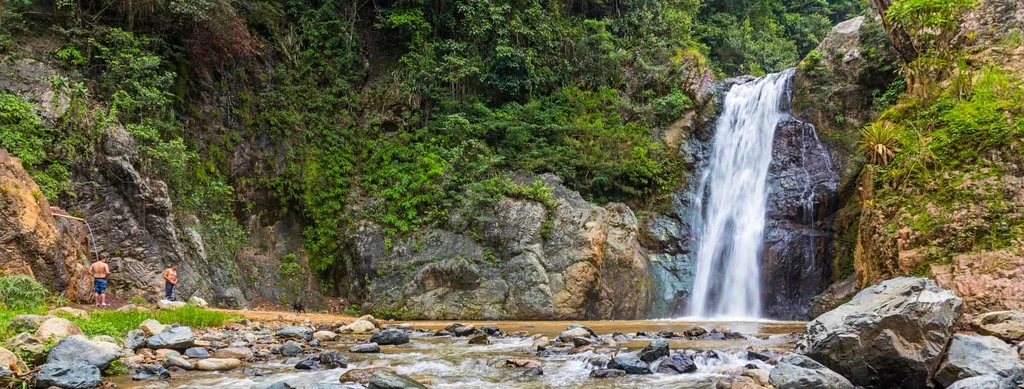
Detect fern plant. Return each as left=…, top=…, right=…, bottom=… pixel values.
left=858, top=121, right=902, bottom=165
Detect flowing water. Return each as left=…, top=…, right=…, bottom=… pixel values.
left=111, top=320, right=803, bottom=389
left=687, top=70, right=796, bottom=320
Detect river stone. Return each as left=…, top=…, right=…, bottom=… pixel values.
left=35, top=317, right=84, bottom=341
left=195, top=358, right=242, bottom=371
left=935, top=334, right=1024, bottom=386
left=370, top=329, right=410, bottom=346
left=452, top=325, right=476, bottom=337
left=340, top=367, right=396, bottom=385
left=146, top=326, right=195, bottom=349
left=567, top=324, right=596, bottom=336
left=10, top=315, right=52, bottom=333
left=367, top=371, right=428, bottom=389
left=523, top=367, right=543, bottom=376
left=313, top=331, right=338, bottom=341
left=350, top=343, right=381, bottom=353
left=656, top=353, right=697, bottom=374
left=35, top=363, right=102, bottom=389
left=796, top=277, right=962, bottom=388
left=558, top=327, right=592, bottom=343
left=945, top=374, right=1021, bottom=389
left=319, top=350, right=348, bottom=369
left=124, top=329, right=146, bottom=351
left=505, top=359, right=542, bottom=368
left=139, top=319, right=167, bottom=336
left=263, top=377, right=321, bottom=389
left=185, top=347, right=210, bottom=359
left=46, top=335, right=122, bottom=369
left=480, top=325, right=500, bottom=335
left=639, top=339, right=669, bottom=363
left=163, top=354, right=192, bottom=370
left=155, top=349, right=180, bottom=359
left=972, top=311, right=1024, bottom=342
left=6, top=333, right=46, bottom=365
left=608, top=355, right=651, bottom=375
left=468, top=334, right=490, bottom=345
left=590, top=369, right=626, bottom=378
left=294, top=357, right=318, bottom=370
left=531, top=336, right=549, bottom=350
left=769, top=354, right=854, bottom=389
left=276, top=326, right=313, bottom=341
left=281, top=341, right=303, bottom=357
left=132, top=365, right=170, bottom=381
left=339, top=319, right=377, bottom=334
left=214, top=347, right=254, bottom=360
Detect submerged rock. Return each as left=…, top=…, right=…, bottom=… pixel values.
left=935, top=334, right=1024, bottom=386
left=370, top=329, right=410, bottom=346
left=367, top=371, right=428, bottom=389
left=656, top=353, right=697, bottom=374
left=971, top=311, right=1024, bottom=342
left=608, top=355, right=651, bottom=375
left=797, top=277, right=962, bottom=388
left=769, top=354, right=854, bottom=389
left=35, top=363, right=102, bottom=389
left=132, top=365, right=170, bottom=381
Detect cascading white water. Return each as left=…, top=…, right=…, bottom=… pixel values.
left=687, top=69, right=795, bottom=319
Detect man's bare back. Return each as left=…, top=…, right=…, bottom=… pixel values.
left=90, top=261, right=110, bottom=278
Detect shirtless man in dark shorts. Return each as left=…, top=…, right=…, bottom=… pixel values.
left=90, top=258, right=110, bottom=306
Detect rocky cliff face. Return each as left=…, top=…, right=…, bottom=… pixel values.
left=348, top=173, right=651, bottom=319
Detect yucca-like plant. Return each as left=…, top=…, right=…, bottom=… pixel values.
left=858, top=121, right=902, bottom=165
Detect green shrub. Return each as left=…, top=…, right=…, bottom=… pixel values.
left=0, top=275, right=49, bottom=311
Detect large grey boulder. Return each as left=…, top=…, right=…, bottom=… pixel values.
left=146, top=326, right=195, bottom=349
left=607, top=354, right=651, bottom=375
left=935, top=334, right=1024, bottom=386
left=46, top=335, right=122, bottom=369
left=971, top=311, right=1024, bottom=342
left=369, top=329, right=410, bottom=346
left=275, top=326, right=313, bottom=341
left=945, top=374, right=1022, bottom=389
left=367, top=371, right=427, bottom=389
left=35, top=363, right=103, bottom=389
left=638, top=339, right=669, bottom=363
left=796, top=277, right=962, bottom=388
left=124, top=329, right=146, bottom=351
left=769, top=354, right=854, bottom=389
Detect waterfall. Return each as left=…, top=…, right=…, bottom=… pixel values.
left=687, top=69, right=795, bottom=319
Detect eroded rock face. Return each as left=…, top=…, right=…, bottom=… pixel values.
left=797, top=277, right=963, bottom=388
left=971, top=311, right=1024, bottom=342
left=355, top=173, right=651, bottom=320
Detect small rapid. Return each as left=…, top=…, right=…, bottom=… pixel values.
left=688, top=69, right=796, bottom=320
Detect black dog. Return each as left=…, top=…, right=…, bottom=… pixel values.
left=292, top=301, right=305, bottom=314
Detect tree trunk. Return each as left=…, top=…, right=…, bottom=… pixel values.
left=871, top=0, right=919, bottom=64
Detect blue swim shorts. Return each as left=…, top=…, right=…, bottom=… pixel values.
left=94, top=278, right=108, bottom=294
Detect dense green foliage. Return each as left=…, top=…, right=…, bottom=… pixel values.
left=0, top=274, right=49, bottom=311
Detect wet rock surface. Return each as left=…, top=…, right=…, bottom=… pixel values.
left=35, top=362, right=103, bottom=389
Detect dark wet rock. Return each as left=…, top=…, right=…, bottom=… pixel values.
left=571, top=337, right=594, bottom=348
left=656, top=353, right=697, bottom=374
left=276, top=326, right=313, bottom=342
left=146, top=326, right=195, bottom=350
left=656, top=331, right=677, bottom=338
left=36, top=363, right=103, bottom=389
left=769, top=354, right=854, bottom=389
left=590, top=369, right=626, bottom=379
left=124, top=329, right=146, bottom=351
left=797, top=277, right=962, bottom=388
left=480, top=325, right=500, bottom=335
left=280, top=341, right=303, bottom=357
left=611, top=333, right=630, bottom=342
left=294, top=358, right=318, bottom=370
left=523, top=367, right=543, bottom=376
left=467, top=334, right=490, bottom=345
left=433, top=330, right=452, bottom=337
left=443, top=323, right=464, bottom=333
left=744, top=363, right=759, bottom=370
left=46, top=335, right=121, bottom=369
left=350, top=343, right=381, bottom=353
left=367, top=371, right=428, bottom=389
left=185, top=347, right=210, bottom=359
left=639, top=339, right=669, bottom=363
left=935, top=334, right=1024, bottom=387
left=319, top=351, right=348, bottom=369
left=132, top=365, right=170, bottom=381
left=745, top=350, right=771, bottom=362
left=452, top=325, right=477, bottom=337
left=608, top=355, right=651, bottom=375
left=264, top=377, right=320, bottom=389
left=945, top=374, right=1022, bottom=389
left=635, top=330, right=650, bottom=337
left=683, top=327, right=707, bottom=337
left=370, top=329, right=410, bottom=346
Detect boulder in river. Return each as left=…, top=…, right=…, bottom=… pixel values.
left=262, top=377, right=320, bottom=389
left=280, top=340, right=303, bottom=357
left=339, top=318, right=377, bottom=334
left=796, top=277, right=962, bottom=388
left=195, top=357, right=242, bottom=371
left=367, top=371, right=428, bottom=389
left=340, top=367, right=396, bottom=385
left=639, top=339, right=669, bottom=363
left=146, top=326, right=195, bottom=349
left=608, top=354, right=651, bottom=375
left=35, top=317, right=84, bottom=341
left=214, top=347, right=254, bottom=360
left=318, top=350, right=348, bottom=369
left=350, top=343, right=381, bottom=353
left=558, top=327, right=592, bottom=343
left=934, top=334, right=1024, bottom=387
left=467, top=334, right=490, bottom=345
left=313, top=331, right=338, bottom=341
left=370, top=329, right=410, bottom=346
left=132, top=365, right=170, bottom=381
left=46, top=335, right=122, bottom=369
left=294, top=357, right=318, bottom=370
left=683, top=326, right=707, bottom=337
left=769, top=354, right=854, bottom=389
left=656, top=353, right=697, bottom=374
left=275, top=326, right=313, bottom=341
left=35, top=363, right=102, bottom=389
left=184, top=347, right=210, bottom=359
left=971, top=311, right=1024, bottom=342
left=590, top=369, right=626, bottom=379
left=452, top=325, right=476, bottom=337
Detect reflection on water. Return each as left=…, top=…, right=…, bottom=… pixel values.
left=111, top=320, right=804, bottom=389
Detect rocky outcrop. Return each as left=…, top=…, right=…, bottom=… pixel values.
left=934, top=334, right=1024, bottom=387
left=797, top=277, right=963, bottom=388
left=353, top=173, right=651, bottom=320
